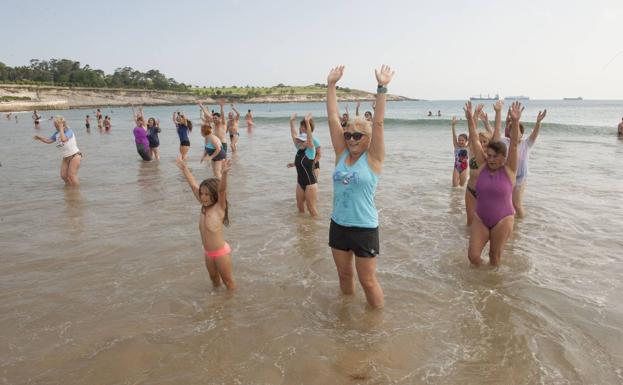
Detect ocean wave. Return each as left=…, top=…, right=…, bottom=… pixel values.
left=250, top=116, right=614, bottom=134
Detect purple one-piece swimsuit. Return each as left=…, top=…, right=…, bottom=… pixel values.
left=475, top=167, right=515, bottom=229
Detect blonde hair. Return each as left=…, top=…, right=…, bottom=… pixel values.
left=345, top=116, right=372, bottom=136
left=53, top=115, right=67, bottom=129
left=478, top=131, right=492, bottom=140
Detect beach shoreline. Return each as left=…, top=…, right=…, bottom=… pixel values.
left=0, top=83, right=412, bottom=112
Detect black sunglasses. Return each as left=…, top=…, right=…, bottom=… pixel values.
left=343, top=132, right=364, bottom=141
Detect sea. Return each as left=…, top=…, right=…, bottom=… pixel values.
left=1, top=99, right=622, bottom=384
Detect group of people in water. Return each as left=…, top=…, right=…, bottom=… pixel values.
left=27, top=65, right=623, bottom=310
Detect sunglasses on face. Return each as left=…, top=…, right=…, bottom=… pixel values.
left=343, top=132, right=364, bottom=141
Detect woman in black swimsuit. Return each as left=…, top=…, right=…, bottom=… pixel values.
left=288, top=113, right=318, bottom=217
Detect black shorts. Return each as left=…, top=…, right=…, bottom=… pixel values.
left=222, top=143, right=228, bottom=153
left=314, top=161, right=319, bottom=169
left=180, top=140, right=190, bottom=147
left=329, top=219, right=379, bottom=258
left=85, top=123, right=90, bottom=129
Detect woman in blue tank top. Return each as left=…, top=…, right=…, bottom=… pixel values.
left=326, top=65, right=394, bottom=309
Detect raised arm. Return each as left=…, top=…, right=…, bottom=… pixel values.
left=176, top=155, right=201, bottom=203
left=368, top=65, right=395, bottom=168
left=172, top=111, right=178, bottom=126
left=529, top=109, right=546, bottom=143
left=198, top=102, right=213, bottom=123
left=218, top=159, right=232, bottom=210
left=231, top=104, right=240, bottom=120
left=493, top=100, right=503, bottom=138
left=506, top=101, right=524, bottom=176
left=219, top=100, right=226, bottom=125
left=355, top=101, right=361, bottom=117
left=304, top=113, right=314, bottom=150
left=465, top=101, right=486, bottom=165
left=289, top=113, right=298, bottom=145
left=451, top=116, right=459, bottom=148
left=479, top=110, right=492, bottom=132
left=495, top=107, right=511, bottom=142
left=326, top=66, right=347, bottom=157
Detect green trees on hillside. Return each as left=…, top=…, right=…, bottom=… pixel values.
left=0, top=59, right=189, bottom=91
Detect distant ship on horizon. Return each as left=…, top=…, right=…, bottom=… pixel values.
left=470, top=93, right=499, bottom=101
left=505, top=95, right=530, bottom=101
left=563, top=97, right=583, bottom=100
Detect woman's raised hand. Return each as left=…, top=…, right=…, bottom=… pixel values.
left=375, top=65, right=395, bottom=86
left=305, top=113, right=312, bottom=123
left=463, top=101, right=473, bottom=121
left=290, top=113, right=297, bottom=122
left=452, top=116, right=458, bottom=126
left=479, top=111, right=488, bottom=122
left=327, top=66, right=345, bottom=85
left=537, top=109, right=547, bottom=122
left=474, top=104, right=484, bottom=121
left=493, top=100, right=503, bottom=113
left=510, top=101, right=524, bottom=122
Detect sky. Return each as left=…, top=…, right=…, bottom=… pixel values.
left=1, top=0, right=622, bottom=99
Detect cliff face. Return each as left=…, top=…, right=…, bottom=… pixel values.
left=0, top=84, right=412, bottom=112
left=0, top=84, right=208, bottom=112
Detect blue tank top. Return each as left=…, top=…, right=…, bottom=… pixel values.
left=332, top=151, right=379, bottom=228
left=205, top=140, right=215, bottom=150
left=177, top=124, right=189, bottom=141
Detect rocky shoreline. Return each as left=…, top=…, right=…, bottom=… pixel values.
left=0, top=84, right=412, bottom=112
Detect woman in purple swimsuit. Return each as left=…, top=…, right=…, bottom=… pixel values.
left=464, top=101, right=522, bottom=267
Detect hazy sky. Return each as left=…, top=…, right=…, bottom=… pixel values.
left=2, top=0, right=622, bottom=99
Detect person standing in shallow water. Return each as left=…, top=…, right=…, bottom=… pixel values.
left=245, top=109, right=254, bottom=132
left=287, top=113, right=318, bottom=217
left=618, top=118, right=623, bottom=136
left=493, top=107, right=546, bottom=218
left=176, top=155, right=235, bottom=290
left=132, top=107, right=151, bottom=161
left=326, top=64, right=394, bottom=309
left=465, top=101, right=522, bottom=267
left=227, top=104, right=240, bottom=152
left=450, top=116, right=469, bottom=187
left=33, top=115, right=82, bottom=186
left=32, top=110, right=41, bottom=129
left=173, top=111, right=192, bottom=160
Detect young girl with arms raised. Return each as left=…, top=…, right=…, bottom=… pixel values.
left=176, top=155, right=235, bottom=290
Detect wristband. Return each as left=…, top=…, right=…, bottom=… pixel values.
left=377, top=85, right=387, bottom=94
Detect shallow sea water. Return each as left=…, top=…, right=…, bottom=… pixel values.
left=1, top=102, right=623, bottom=384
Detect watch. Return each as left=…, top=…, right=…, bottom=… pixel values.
left=377, top=85, right=387, bottom=94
